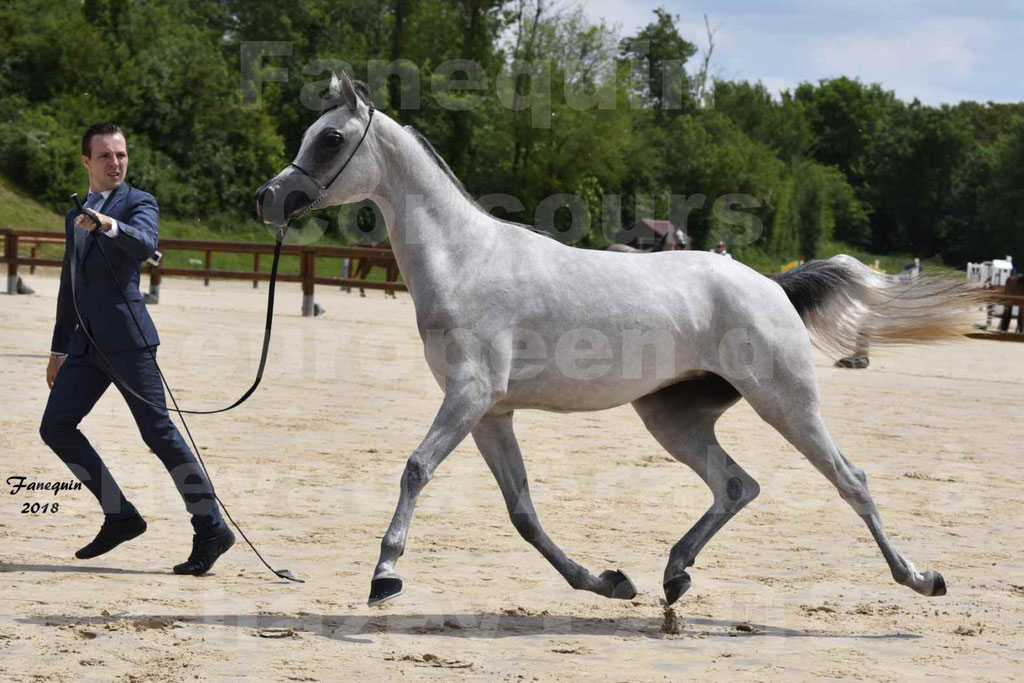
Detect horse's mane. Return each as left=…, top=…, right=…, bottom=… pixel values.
left=352, top=80, right=374, bottom=106
left=404, top=127, right=473, bottom=203
left=341, top=79, right=552, bottom=239
left=404, top=126, right=554, bottom=239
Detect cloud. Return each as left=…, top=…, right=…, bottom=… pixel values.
left=810, top=17, right=994, bottom=103
left=580, top=3, right=1018, bottom=105
left=577, top=0, right=660, bottom=33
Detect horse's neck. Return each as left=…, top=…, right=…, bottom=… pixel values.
left=368, top=116, right=493, bottom=296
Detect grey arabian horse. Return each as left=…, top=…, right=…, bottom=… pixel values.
left=257, top=73, right=978, bottom=607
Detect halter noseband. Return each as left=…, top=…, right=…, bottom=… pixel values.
left=287, top=101, right=376, bottom=219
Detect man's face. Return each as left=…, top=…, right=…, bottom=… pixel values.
left=82, top=133, right=128, bottom=192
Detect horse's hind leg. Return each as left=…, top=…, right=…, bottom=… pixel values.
left=737, top=357, right=947, bottom=598
left=632, top=375, right=757, bottom=605
left=471, top=412, right=637, bottom=600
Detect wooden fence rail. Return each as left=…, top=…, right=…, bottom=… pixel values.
left=0, top=227, right=405, bottom=316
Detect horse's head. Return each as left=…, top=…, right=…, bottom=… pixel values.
left=255, top=72, right=378, bottom=229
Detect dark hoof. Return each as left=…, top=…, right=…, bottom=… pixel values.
left=663, top=573, right=692, bottom=606
left=835, top=356, right=869, bottom=369
left=930, top=571, right=947, bottom=597
left=600, top=569, right=637, bottom=600
left=368, top=576, right=403, bottom=606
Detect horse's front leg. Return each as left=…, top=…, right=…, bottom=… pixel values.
left=368, top=380, right=496, bottom=605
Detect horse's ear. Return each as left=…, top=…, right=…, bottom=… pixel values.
left=325, top=71, right=359, bottom=111
left=338, top=71, right=359, bottom=110
left=328, top=72, right=342, bottom=100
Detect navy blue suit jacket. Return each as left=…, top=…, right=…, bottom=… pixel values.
left=50, top=182, right=161, bottom=355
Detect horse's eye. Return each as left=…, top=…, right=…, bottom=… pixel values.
left=324, top=130, right=345, bottom=148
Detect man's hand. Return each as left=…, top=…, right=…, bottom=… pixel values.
left=73, top=209, right=113, bottom=233
left=46, top=354, right=65, bottom=389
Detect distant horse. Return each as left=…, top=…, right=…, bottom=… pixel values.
left=606, top=228, right=686, bottom=253
left=350, top=251, right=400, bottom=298
left=999, top=274, right=1024, bottom=333
left=257, top=72, right=980, bottom=608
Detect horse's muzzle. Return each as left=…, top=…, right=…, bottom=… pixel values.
left=254, top=178, right=317, bottom=227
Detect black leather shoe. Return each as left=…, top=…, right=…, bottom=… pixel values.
left=75, top=514, right=147, bottom=559
left=173, top=527, right=235, bottom=576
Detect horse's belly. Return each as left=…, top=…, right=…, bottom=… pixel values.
left=498, top=369, right=709, bottom=413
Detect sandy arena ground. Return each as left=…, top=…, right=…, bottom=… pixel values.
left=1, top=270, right=1023, bottom=682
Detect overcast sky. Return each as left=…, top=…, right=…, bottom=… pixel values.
left=582, top=0, right=1023, bottom=105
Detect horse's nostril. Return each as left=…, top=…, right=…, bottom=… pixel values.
left=283, top=189, right=313, bottom=219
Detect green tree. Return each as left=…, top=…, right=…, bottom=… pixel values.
left=619, top=7, right=697, bottom=118
left=982, top=116, right=1024, bottom=263
left=711, top=80, right=814, bottom=159
left=794, top=77, right=894, bottom=183
left=661, top=110, right=786, bottom=251
left=863, top=101, right=972, bottom=255
left=0, top=0, right=285, bottom=220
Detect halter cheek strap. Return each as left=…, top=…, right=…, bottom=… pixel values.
left=287, top=102, right=376, bottom=218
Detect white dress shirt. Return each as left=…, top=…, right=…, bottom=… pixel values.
left=86, top=188, right=120, bottom=237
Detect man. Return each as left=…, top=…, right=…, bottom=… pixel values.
left=713, top=240, right=732, bottom=259
left=39, top=123, right=234, bottom=575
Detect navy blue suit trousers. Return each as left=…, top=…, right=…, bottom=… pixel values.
left=40, top=345, right=222, bottom=531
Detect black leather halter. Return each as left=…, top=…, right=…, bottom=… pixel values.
left=286, top=101, right=375, bottom=218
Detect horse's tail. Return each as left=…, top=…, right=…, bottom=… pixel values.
left=772, top=254, right=986, bottom=356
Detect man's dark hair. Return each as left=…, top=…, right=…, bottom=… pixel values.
left=81, top=123, right=123, bottom=158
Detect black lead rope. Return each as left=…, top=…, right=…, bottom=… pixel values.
left=68, top=195, right=301, bottom=583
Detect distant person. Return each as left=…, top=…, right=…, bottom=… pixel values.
left=39, top=123, right=234, bottom=575
left=669, top=228, right=688, bottom=250
left=713, top=240, right=732, bottom=259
